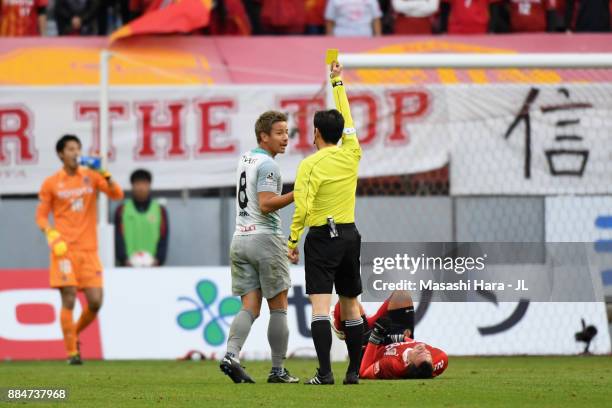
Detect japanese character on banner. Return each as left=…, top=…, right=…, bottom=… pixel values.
left=504, top=87, right=593, bottom=179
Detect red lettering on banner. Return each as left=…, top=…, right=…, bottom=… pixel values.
left=194, top=99, right=237, bottom=154
left=387, top=91, right=430, bottom=144
left=75, top=102, right=129, bottom=161
left=280, top=97, right=324, bottom=151
left=0, top=270, right=103, bottom=360
left=134, top=101, right=188, bottom=159
left=0, top=106, right=37, bottom=165
left=349, top=94, right=378, bottom=146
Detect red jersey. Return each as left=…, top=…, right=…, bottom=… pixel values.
left=360, top=339, right=449, bottom=379
left=508, top=0, right=555, bottom=32
left=444, top=0, right=499, bottom=34
left=0, top=0, right=47, bottom=36
left=306, top=0, right=326, bottom=26
left=394, top=15, right=434, bottom=34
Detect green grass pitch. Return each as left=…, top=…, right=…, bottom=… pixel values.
left=1, top=357, right=611, bottom=407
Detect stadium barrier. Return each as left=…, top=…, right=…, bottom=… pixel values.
left=1, top=267, right=609, bottom=360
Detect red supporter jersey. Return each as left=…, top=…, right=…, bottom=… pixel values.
left=394, top=15, right=434, bottom=34
left=306, top=0, right=326, bottom=25
left=360, top=339, right=449, bottom=379
left=508, top=0, right=555, bottom=32
left=444, top=0, right=500, bottom=34
left=0, top=0, right=46, bottom=36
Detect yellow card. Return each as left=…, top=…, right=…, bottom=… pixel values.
left=325, top=49, right=339, bottom=65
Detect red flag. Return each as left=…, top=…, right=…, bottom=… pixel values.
left=110, top=0, right=212, bottom=43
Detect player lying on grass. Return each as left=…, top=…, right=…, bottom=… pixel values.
left=359, top=318, right=448, bottom=380
left=332, top=290, right=448, bottom=379
left=332, top=290, right=415, bottom=345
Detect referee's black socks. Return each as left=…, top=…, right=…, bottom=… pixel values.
left=342, top=317, right=365, bottom=375
left=311, top=315, right=333, bottom=375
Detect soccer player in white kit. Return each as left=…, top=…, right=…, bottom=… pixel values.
left=220, top=111, right=299, bottom=384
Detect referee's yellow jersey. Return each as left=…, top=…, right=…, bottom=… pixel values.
left=288, top=77, right=362, bottom=250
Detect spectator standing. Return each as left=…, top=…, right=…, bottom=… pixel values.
left=392, top=0, right=439, bottom=34
left=114, top=169, right=169, bottom=267
left=55, top=0, right=100, bottom=35
left=440, top=0, right=503, bottom=34
left=97, top=0, right=132, bottom=35
left=305, top=0, right=327, bottom=34
left=325, top=0, right=383, bottom=36
left=565, top=0, right=610, bottom=32
left=260, top=0, right=305, bottom=34
left=0, top=0, right=47, bottom=36
left=506, top=0, right=558, bottom=32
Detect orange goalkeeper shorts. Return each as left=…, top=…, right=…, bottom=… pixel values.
left=49, top=250, right=103, bottom=289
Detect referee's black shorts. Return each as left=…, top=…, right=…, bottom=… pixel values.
left=304, top=223, right=362, bottom=297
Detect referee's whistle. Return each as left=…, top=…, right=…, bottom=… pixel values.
left=327, top=216, right=339, bottom=239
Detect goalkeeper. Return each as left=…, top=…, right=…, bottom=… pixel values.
left=35, top=134, right=123, bottom=364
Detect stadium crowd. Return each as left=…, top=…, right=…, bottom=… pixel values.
left=1, top=0, right=611, bottom=37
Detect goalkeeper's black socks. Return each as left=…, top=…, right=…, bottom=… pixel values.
left=343, top=318, right=365, bottom=374
left=311, top=315, right=332, bottom=375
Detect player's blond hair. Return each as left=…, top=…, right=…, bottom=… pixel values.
left=255, top=111, right=287, bottom=143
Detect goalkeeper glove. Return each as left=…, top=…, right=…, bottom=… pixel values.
left=79, top=156, right=112, bottom=179
left=45, top=228, right=68, bottom=257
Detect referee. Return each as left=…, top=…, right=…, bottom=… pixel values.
left=287, top=60, right=364, bottom=385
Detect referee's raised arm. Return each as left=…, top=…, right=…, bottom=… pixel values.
left=330, top=63, right=362, bottom=157
left=287, top=61, right=361, bottom=259
left=287, top=58, right=366, bottom=385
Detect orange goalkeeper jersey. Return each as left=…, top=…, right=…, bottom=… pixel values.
left=36, top=167, right=124, bottom=251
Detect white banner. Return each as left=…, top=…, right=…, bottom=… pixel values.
left=2, top=267, right=609, bottom=360
left=3, top=83, right=612, bottom=195
left=451, top=84, right=612, bottom=195
left=0, top=85, right=447, bottom=194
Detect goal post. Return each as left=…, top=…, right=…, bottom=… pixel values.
left=339, top=53, right=612, bottom=69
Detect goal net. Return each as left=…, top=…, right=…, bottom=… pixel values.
left=328, top=53, right=612, bottom=355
